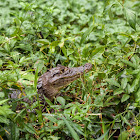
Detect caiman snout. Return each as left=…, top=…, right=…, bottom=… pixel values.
left=83, top=63, right=93, bottom=72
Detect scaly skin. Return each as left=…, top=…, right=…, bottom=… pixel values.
left=37, top=63, right=92, bottom=100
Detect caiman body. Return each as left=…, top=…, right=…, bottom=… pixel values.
left=10, top=63, right=92, bottom=101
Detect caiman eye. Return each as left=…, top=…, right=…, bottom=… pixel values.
left=53, top=71, right=61, bottom=76
left=60, top=68, right=65, bottom=73
left=59, top=67, right=67, bottom=73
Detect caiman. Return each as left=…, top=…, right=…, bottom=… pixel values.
left=9, top=63, right=92, bottom=102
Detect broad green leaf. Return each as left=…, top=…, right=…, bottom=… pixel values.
left=121, top=59, right=136, bottom=68
left=121, top=78, right=128, bottom=89
left=0, top=105, right=14, bottom=116
left=91, top=47, right=105, bottom=59
left=126, top=84, right=132, bottom=94
left=98, top=72, right=106, bottom=80
left=105, top=3, right=119, bottom=20
left=10, top=121, right=20, bottom=140
left=67, top=49, right=74, bottom=56
left=20, top=71, right=34, bottom=81
left=0, top=92, right=4, bottom=98
left=36, top=39, right=50, bottom=45
left=106, top=79, right=120, bottom=87
left=130, top=72, right=140, bottom=92
left=34, top=60, right=45, bottom=73
left=61, top=46, right=67, bottom=57
left=94, top=95, right=104, bottom=107
left=0, top=116, right=9, bottom=124
left=72, top=123, right=85, bottom=137
left=131, top=56, right=137, bottom=68
left=133, top=55, right=140, bottom=66
left=40, top=45, right=48, bottom=51
left=80, top=24, right=94, bottom=45
left=124, top=8, right=136, bottom=30
left=108, top=5, right=114, bottom=20
left=24, top=123, right=37, bottom=134
left=57, top=97, right=65, bottom=107
left=19, top=56, right=26, bottom=64
left=49, top=45, right=55, bottom=53
left=62, top=116, right=79, bottom=140
left=121, top=94, right=130, bottom=103
left=44, top=96, right=53, bottom=106
left=0, top=99, right=9, bottom=105
left=114, top=89, right=124, bottom=95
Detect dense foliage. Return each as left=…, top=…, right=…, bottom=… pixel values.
left=0, top=0, right=140, bottom=139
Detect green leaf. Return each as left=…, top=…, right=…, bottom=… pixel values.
left=62, top=116, right=79, bottom=140
left=101, top=120, right=109, bottom=140
left=118, top=131, right=129, bottom=140
left=19, top=56, right=26, bottom=64
left=135, top=88, right=140, bottom=102
left=0, top=116, right=9, bottom=124
left=0, top=105, right=14, bottom=116
left=126, top=84, right=132, bottom=94
left=80, top=24, right=94, bottom=45
left=121, top=59, right=136, bottom=68
left=134, top=126, right=140, bottom=135
left=34, top=60, right=45, bottom=73
left=121, top=115, right=131, bottom=127
left=67, top=48, right=74, bottom=56
left=49, top=136, right=61, bottom=140
left=36, top=39, right=50, bottom=45
left=114, top=89, right=124, bottom=95
left=57, top=97, right=65, bottom=107
left=10, top=121, right=20, bottom=140
left=44, top=96, right=53, bottom=106
left=0, top=59, right=3, bottom=67
left=49, top=45, right=55, bottom=53
left=121, top=94, right=130, bottom=103
left=91, top=47, right=105, bottom=59
left=121, top=78, right=128, bottom=89
left=94, top=94, right=104, bottom=107
left=98, top=72, right=106, bottom=80
left=130, top=72, right=140, bottom=92
left=0, top=99, right=9, bottom=105
left=61, top=46, right=67, bottom=57
left=96, top=129, right=109, bottom=140
left=0, top=92, right=4, bottom=98
left=124, top=8, right=136, bottom=30
left=106, top=78, right=120, bottom=87
left=24, top=123, right=37, bottom=134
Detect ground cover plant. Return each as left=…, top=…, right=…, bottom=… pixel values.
left=0, top=0, right=140, bottom=139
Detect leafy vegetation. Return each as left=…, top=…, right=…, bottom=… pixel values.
left=0, top=0, right=140, bottom=139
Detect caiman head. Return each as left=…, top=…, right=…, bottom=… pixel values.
left=37, top=63, right=92, bottom=100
